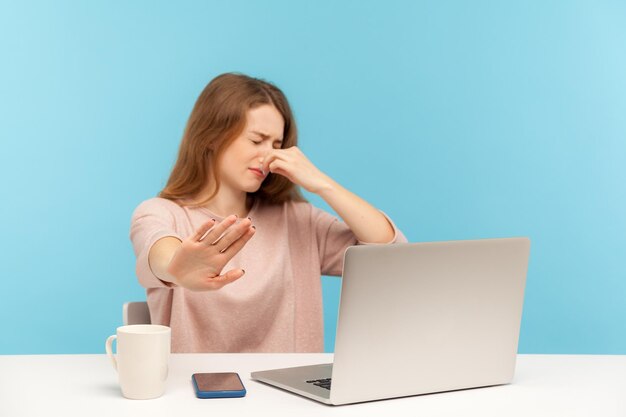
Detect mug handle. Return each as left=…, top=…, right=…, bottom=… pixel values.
left=105, top=335, right=118, bottom=371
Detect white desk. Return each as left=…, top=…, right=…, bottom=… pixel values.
left=1, top=354, right=624, bottom=417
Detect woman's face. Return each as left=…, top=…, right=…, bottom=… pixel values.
left=218, top=104, right=285, bottom=194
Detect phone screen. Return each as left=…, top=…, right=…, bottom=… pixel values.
left=193, top=372, right=244, bottom=392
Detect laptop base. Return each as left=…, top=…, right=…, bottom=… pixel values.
left=251, top=363, right=333, bottom=404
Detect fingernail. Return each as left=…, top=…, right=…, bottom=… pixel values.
left=241, top=269, right=246, bottom=275
left=252, top=225, right=256, bottom=229
left=247, top=217, right=252, bottom=221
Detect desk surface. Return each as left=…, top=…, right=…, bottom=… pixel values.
left=1, top=353, right=624, bottom=417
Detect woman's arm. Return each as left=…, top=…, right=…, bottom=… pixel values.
left=262, top=147, right=395, bottom=243
left=149, top=236, right=183, bottom=285
left=316, top=177, right=395, bottom=243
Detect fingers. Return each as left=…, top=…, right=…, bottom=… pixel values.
left=193, top=218, right=216, bottom=241
left=219, top=224, right=256, bottom=256
left=261, top=149, right=291, bottom=173
left=215, top=219, right=255, bottom=253
left=203, top=268, right=246, bottom=290
left=262, top=147, right=307, bottom=176
left=260, top=152, right=276, bottom=174
left=201, top=215, right=238, bottom=245
left=268, top=159, right=290, bottom=176
left=195, top=215, right=255, bottom=254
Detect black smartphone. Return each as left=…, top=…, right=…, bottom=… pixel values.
left=192, top=372, right=247, bottom=398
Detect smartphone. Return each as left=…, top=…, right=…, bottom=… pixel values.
left=192, top=372, right=247, bottom=398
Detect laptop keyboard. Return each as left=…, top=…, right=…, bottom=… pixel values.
left=306, top=378, right=331, bottom=390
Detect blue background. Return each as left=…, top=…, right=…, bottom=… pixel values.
left=1, top=1, right=624, bottom=354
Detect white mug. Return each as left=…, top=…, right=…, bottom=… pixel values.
left=105, top=324, right=171, bottom=399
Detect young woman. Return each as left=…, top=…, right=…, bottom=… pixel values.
left=130, top=72, right=407, bottom=353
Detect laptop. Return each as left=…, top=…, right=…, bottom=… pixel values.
left=251, top=237, right=531, bottom=405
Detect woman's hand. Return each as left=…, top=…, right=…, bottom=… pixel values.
left=261, top=146, right=396, bottom=244
left=261, top=146, right=332, bottom=194
left=166, top=215, right=255, bottom=291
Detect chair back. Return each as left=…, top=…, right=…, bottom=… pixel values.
left=123, top=301, right=151, bottom=325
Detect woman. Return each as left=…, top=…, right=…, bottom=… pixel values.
left=130, top=72, right=407, bottom=353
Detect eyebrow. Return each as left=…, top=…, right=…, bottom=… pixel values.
left=251, top=130, right=283, bottom=142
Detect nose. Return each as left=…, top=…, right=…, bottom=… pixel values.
left=256, top=143, right=273, bottom=159
left=256, top=144, right=273, bottom=172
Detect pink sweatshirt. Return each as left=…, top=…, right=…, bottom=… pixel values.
left=130, top=197, right=407, bottom=353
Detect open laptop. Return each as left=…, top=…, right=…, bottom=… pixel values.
left=251, top=237, right=531, bottom=405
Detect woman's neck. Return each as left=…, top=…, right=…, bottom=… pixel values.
left=192, top=186, right=253, bottom=218
left=202, top=198, right=253, bottom=219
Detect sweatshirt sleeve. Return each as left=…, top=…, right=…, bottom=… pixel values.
left=129, top=198, right=184, bottom=289
left=312, top=205, right=408, bottom=277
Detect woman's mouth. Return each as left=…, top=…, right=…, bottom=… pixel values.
left=249, top=168, right=265, bottom=178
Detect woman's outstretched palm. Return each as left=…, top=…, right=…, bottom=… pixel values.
left=167, top=215, right=255, bottom=291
